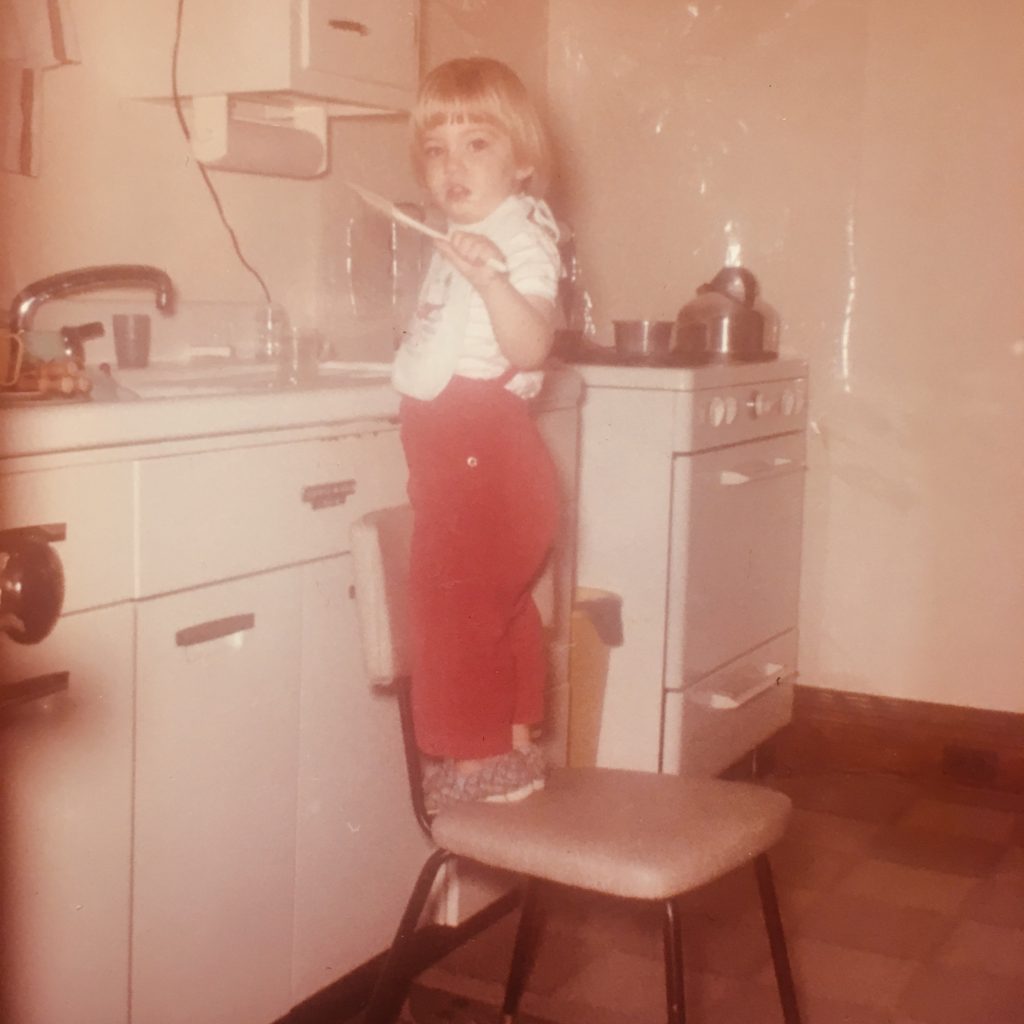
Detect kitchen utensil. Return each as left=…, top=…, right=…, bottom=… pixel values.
left=674, top=266, right=775, bottom=363
left=612, top=319, right=675, bottom=359
left=347, top=181, right=509, bottom=273
left=113, top=314, right=151, bottom=368
left=1, top=329, right=24, bottom=385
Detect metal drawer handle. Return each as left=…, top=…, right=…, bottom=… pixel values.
left=0, top=522, right=67, bottom=546
left=176, top=613, right=255, bottom=648
left=302, top=479, right=357, bottom=510
left=706, top=664, right=796, bottom=710
left=0, top=671, right=70, bottom=711
left=719, top=458, right=806, bottom=487
left=328, top=18, right=369, bottom=35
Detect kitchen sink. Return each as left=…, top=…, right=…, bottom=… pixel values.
left=115, top=361, right=392, bottom=400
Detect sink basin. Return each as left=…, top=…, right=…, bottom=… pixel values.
left=115, top=361, right=392, bottom=400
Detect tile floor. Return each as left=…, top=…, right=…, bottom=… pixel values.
left=408, top=769, right=1024, bottom=1023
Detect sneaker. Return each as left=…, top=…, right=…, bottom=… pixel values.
left=514, top=742, right=547, bottom=793
left=424, top=750, right=539, bottom=811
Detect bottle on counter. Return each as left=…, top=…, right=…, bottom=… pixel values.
left=254, top=304, right=289, bottom=362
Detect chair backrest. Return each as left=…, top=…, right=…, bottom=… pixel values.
left=351, top=505, right=433, bottom=834
left=351, top=505, right=415, bottom=686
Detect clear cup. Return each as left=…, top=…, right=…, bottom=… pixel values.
left=277, top=327, right=320, bottom=387
left=255, top=304, right=288, bottom=362
left=112, top=314, right=151, bottom=368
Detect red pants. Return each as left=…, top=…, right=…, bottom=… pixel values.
left=400, top=376, right=560, bottom=760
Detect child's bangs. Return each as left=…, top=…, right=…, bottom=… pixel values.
left=415, top=95, right=505, bottom=136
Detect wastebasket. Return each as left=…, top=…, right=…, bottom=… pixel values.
left=567, top=587, right=623, bottom=767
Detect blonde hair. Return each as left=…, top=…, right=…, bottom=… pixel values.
left=411, top=58, right=551, bottom=196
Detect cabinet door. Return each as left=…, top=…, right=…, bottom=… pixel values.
left=291, top=555, right=430, bottom=1003
left=132, top=570, right=302, bottom=1024
left=0, top=605, right=134, bottom=1024
left=300, top=0, right=418, bottom=91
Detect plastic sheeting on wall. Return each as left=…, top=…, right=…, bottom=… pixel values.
left=546, top=0, right=1024, bottom=712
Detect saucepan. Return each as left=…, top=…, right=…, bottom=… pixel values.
left=612, top=319, right=674, bottom=360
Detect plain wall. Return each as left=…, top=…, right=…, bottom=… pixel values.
left=1, top=0, right=549, bottom=353
left=547, top=0, right=1024, bottom=712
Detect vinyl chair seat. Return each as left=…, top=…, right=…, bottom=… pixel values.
left=432, top=767, right=791, bottom=900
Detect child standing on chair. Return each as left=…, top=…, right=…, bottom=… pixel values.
left=392, top=57, right=562, bottom=809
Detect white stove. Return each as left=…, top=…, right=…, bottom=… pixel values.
left=573, top=355, right=808, bottom=775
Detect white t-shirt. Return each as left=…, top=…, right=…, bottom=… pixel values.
left=392, top=193, right=561, bottom=401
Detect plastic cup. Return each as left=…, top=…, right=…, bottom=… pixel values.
left=113, top=314, right=151, bottom=369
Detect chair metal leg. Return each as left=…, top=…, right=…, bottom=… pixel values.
left=363, top=848, right=453, bottom=1024
left=754, top=853, right=802, bottom=1024
left=662, top=898, right=686, bottom=1024
left=500, top=879, right=544, bottom=1023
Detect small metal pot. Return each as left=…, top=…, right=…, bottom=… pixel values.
left=612, top=319, right=674, bottom=360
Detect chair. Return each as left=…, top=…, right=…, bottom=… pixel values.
left=351, top=506, right=801, bottom=1024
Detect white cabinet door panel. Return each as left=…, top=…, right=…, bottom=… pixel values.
left=0, top=605, right=133, bottom=1024
left=291, top=555, right=430, bottom=1003
left=132, top=570, right=301, bottom=1024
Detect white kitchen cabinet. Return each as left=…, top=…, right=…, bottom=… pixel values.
left=111, top=0, right=418, bottom=115
left=134, top=434, right=373, bottom=597
left=0, top=604, right=134, bottom=1024
left=0, top=460, right=134, bottom=613
left=0, top=371, right=578, bottom=1024
left=131, top=569, right=303, bottom=1024
left=291, top=554, right=431, bottom=1004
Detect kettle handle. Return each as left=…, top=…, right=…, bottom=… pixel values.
left=701, top=266, right=759, bottom=306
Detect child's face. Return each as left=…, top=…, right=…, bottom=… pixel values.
left=419, top=119, right=532, bottom=224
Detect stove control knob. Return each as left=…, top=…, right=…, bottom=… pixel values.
left=725, top=396, right=738, bottom=424
left=781, top=389, right=796, bottom=416
left=708, top=396, right=726, bottom=427
left=746, top=391, right=768, bottom=418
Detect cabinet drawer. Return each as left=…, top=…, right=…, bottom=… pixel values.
left=300, top=0, right=417, bottom=90
left=135, top=436, right=376, bottom=597
left=662, top=631, right=797, bottom=777
left=1, top=462, right=134, bottom=613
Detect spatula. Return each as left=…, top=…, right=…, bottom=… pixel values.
left=347, top=182, right=508, bottom=273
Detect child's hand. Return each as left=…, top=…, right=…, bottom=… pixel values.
left=435, top=231, right=508, bottom=291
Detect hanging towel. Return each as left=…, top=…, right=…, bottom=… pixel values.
left=0, top=0, right=80, bottom=176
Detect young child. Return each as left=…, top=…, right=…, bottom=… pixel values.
left=392, top=57, right=562, bottom=809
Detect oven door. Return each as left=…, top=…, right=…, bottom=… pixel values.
left=664, top=430, right=806, bottom=691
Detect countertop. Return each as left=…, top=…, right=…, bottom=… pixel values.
left=0, top=362, right=584, bottom=462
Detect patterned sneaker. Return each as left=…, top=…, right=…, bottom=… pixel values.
left=514, top=742, right=547, bottom=793
left=472, top=750, right=538, bottom=805
left=426, top=751, right=539, bottom=811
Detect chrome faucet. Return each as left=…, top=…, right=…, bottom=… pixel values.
left=9, top=264, right=176, bottom=334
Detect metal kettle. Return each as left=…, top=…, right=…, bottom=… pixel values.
left=674, top=266, right=776, bottom=363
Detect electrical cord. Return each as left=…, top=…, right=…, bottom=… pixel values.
left=171, top=0, right=272, bottom=305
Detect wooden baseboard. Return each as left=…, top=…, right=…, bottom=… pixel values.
left=763, top=685, right=1024, bottom=793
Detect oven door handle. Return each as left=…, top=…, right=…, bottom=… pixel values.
left=718, top=458, right=806, bottom=487
left=706, top=663, right=796, bottom=710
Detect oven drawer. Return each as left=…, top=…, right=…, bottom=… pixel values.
left=662, top=631, right=796, bottom=777
left=134, top=435, right=369, bottom=597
